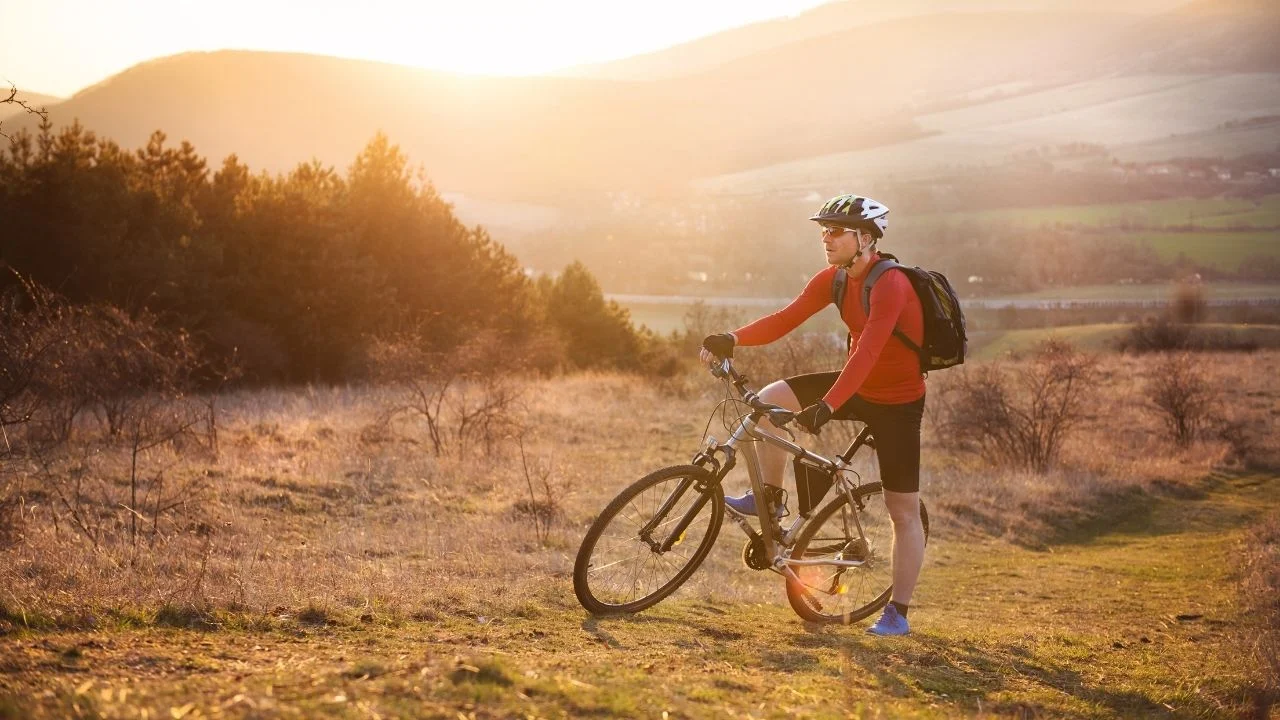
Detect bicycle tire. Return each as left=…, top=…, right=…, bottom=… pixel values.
left=574, top=465, right=724, bottom=615
left=784, top=481, right=929, bottom=624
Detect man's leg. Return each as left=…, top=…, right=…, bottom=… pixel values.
left=755, top=380, right=801, bottom=489
left=857, top=395, right=925, bottom=635
left=883, top=490, right=924, bottom=606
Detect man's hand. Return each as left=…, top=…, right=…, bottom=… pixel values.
left=701, top=333, right=735, bottom=360
left=796, top=401, right=833, bottom=434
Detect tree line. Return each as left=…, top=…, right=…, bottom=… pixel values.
left=0, top=121, right=671, bottom=383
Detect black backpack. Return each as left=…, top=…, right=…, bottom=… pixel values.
left=831, top=253, right=967, bottom=372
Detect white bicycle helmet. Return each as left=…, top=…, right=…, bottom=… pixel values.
left=809, top=194, right=889, bottom=238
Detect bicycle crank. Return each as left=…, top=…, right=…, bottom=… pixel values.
left=741, top=536, right=771, bottom=570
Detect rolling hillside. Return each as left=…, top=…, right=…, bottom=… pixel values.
left=696, top=72, right=1280, bottom=196
left=5, top=1, right=1278, bottom=201
left=562, top=0, right=1188, bottom=81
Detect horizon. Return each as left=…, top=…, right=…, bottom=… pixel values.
left=4, top=0, right=832, bottom=98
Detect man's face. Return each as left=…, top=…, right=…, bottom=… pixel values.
left=820, top=224, right=867, bottom=266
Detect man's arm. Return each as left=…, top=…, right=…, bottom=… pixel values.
left=821, top=269, right=911, bottom=409
left=731, top=267, right=833, bottom=347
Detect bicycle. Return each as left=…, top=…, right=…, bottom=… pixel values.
left=572, top=356, right=928, bottom=624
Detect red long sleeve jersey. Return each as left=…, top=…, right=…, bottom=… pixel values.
left=732, top=257, right=926, bottom=407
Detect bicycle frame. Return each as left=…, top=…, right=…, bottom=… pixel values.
left=670, top=358, right=881, bottom=587
left=722, top=413, right=871, bottom=567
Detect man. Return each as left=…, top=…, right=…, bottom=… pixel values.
left=699, top=194, right=925, bottom=636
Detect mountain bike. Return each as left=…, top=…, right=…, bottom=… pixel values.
left=572, top=357, right=929, bottom=624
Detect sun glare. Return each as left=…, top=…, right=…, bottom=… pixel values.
left=4, top=0, right=830, bottom=95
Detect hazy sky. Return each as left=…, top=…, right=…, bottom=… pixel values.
left=4, top=0, right=833, bottom=97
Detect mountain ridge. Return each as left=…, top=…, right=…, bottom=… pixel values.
left=7, top=2, right=1276, bottom=199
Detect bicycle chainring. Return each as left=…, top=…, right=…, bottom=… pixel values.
left=741, top=536, right=770, bottom=571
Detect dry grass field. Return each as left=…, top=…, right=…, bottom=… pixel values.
left=1, top=349, right=1277, bottom=718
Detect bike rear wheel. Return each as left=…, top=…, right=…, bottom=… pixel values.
left=574, top=465, right=723, bottom=615
left=785, top=481, right=929, bottom=624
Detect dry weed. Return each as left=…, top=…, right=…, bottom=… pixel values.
left=1240, top=514, right=1280, bottom=714
left=1, top=350, right=1275, bottom=626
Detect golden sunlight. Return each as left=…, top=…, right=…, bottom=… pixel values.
left=4, top=0, right=829, bottom=95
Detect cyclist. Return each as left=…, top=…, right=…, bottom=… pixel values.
left=699, top=194, right=925, bottom=636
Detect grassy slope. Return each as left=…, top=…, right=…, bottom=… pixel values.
left=997, top=282, right=1280, bottom=301
left=913, top=195, right=1280, bottom=271
left=1134, top=230, right=1278, bottom=269
left=912, top=195, right=1280, bottom=230
left=1, top=473, right=1273, bottom=719
left=971, top=323, right=1280, bottom=359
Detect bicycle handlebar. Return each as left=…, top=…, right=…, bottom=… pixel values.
left=708, top=357, right=796, bottom=428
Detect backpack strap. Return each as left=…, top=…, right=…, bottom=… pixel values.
left=831, top=267, right=851, bottom=352
left=831, top=267, right=848, bottom=308
left=861, top=258, right=924, bottom=356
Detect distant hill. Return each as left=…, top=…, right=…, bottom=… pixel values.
left=561, top=0, right=1188, bottom=81
left=695, top=72, right=1280, bottom=196
left=8, top=52, right=659, bottom=198
left=7, top=1, right=1277, bottom=200
left=1105, top=0, right=1280, bottom=73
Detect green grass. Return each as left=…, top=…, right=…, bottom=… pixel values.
left=1000, top=282, right=1280, bottom=301
left=3, top=472, right=1274, bottom=718
left=1193, top=204, right=1280, bottom=230
left=971, top=322, right=1280, bottom=359
left=1132, top=230, right=1279, bottom=270
left=973, top=323, right=1133, bottom=359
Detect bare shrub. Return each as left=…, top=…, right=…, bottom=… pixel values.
left=1116, top=316, right=1192, bottom=353
left=0, top=276, right=82, bottom=445
left=1117, top=279, right=1205, bottom=352
left=935, top=340, right=1097, bottom=472
left=515, top=433, right=562, bottom=544
left=1146, top=353, right=1217, bottom=447
left=367, top=332, right=525, bottom=457
left=743, top=332, right=846, bottom=384
left=1212, top=414, right=1261, bottom=469
left=26, top=395, right=207, bottom=553
left=0, top=276, right=211, bottom=555
left=1118, top=317, right=1260, bottom=354
left=680, top=301, right=746, bottom=355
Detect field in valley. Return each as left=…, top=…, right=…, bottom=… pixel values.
left=912, top=195, right=1280, bottom=232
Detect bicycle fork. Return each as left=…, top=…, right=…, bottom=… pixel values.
left=636, top=441, right=738, bottom=553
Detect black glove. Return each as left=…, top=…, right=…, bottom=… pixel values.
left=702, top=333, right=735, bottom=359
left=796, top=401, right=833, bottom=434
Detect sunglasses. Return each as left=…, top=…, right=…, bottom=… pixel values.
left=820, top=224, right=857, bottom=238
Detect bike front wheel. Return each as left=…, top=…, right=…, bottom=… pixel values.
left=574, top=465, right=724, bottom=615
left=785, top=481, right=929, bottom=624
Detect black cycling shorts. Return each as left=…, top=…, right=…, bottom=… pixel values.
left=784, top=372, right=925, bottom=494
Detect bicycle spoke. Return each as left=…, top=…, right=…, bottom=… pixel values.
left=574, top=469, right=723, bottom=611
left=786, top=484, right=923, bottom=624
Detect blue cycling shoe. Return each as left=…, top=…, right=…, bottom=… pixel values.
left=866, top=603, right=910, bottom=636
left=723, top=487, right=787, bottom=518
